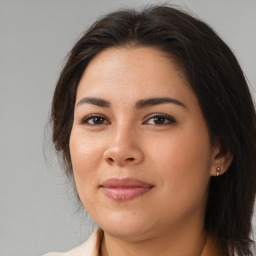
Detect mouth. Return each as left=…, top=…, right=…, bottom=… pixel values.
left=100, top=177, right=154, bottom=201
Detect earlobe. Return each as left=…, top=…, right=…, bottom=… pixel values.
left=210, top=145, right=233, bottom=177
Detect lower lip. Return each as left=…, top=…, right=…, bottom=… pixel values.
left=102, top=187, right=152, bottom=201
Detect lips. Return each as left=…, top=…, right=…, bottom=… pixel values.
left=101, top=178, right=154, bottom=201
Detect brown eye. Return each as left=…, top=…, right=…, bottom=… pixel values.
left=81, top=115, right=110, bottom=125
left=144, top=114, right=176, bottom=125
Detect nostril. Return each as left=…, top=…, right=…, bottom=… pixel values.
left=126, top=157, right=135, bottom=161
left=108, top=158, right=114, bottom=163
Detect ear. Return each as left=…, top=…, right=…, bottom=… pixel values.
left=210, top=142, right=233, bottom=177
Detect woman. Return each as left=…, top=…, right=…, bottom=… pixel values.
left=44, top=5, right=256, bottom=256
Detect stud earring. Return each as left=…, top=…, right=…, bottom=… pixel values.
left=216, top=167, right=221, bottom=176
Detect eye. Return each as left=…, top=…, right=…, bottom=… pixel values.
left=81, top=114, right=110, bottom=126
left=143, top=114, right=176, bottom=125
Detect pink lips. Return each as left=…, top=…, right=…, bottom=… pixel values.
left=101, top=178, right=153, bottom=201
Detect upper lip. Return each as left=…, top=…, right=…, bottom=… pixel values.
left=101, top=177, right=154, bottom=188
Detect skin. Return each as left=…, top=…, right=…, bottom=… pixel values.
left=69, top=46, right=231, bottom=256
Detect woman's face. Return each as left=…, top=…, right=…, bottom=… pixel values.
left=69, top=46, right=219, bottom=241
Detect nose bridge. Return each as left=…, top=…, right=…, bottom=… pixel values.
left=113, top=121, right=133, bottom=148
left=104, top=120, right=143, bottom=166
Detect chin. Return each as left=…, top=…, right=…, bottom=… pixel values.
left=103, top=225, right=151, bottom=241
left=96, top=211, right=155, bottom=241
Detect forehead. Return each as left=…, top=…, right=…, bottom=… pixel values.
left=76, top=46, right=193, bottom=102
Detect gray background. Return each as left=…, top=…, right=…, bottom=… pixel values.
left=1, top=0, right=255, bottom=255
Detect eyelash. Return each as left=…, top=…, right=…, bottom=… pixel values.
left=80, top=113, right=176, bottom=126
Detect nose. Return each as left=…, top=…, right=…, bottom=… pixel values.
left=103, top=126, right=144, bottom=167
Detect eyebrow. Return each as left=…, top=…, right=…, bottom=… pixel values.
left=76, top=97, right=110, bottom=108
left=135, top=97, right=186, bottom=109
left=76, top=97, right=186, bottom=109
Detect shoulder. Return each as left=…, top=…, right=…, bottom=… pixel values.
left=42, top=229, right=102, bottom=256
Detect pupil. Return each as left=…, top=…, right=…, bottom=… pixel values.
left=154, top=117, right=165, bottom=124
left=94, top=117, right=103, bottom=124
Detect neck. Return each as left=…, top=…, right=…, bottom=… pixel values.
left=101, top=221, right=207, bottom=256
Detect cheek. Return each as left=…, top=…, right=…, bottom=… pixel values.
left=147, top=126, right=212, bottom=208
left=69, top=129, right=104, bottom=195
left=149, top=125, right=211, bottom=170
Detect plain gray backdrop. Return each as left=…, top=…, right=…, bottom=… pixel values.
left=1, top=0, right=255, bottom=255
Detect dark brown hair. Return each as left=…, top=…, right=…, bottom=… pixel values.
left=51, top=5, right=256, bottom=255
